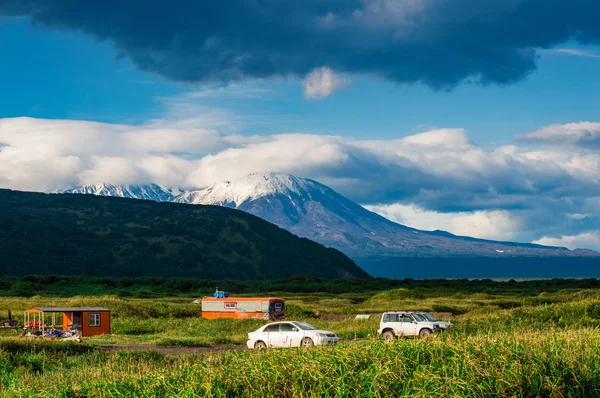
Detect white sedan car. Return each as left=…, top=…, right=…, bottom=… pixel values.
left=247, top=321, right=338, bottom=350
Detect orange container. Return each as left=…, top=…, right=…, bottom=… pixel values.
left=201, top=297, right=285, bottom=320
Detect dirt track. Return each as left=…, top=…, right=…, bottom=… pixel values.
left=100, top=343, right=245, bottom=355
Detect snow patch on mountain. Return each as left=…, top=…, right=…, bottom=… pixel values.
left=61, top=184, right=178, bottom=202
left=174, top=173, right=325, bottom=207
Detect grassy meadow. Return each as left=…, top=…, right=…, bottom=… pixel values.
left=1, top=279, right=600, bottom=396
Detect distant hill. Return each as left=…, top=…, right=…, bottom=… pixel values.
left=0, top=189, right=369, bottom=279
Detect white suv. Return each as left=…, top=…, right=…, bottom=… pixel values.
left=378, top=311, right=441, bottom=340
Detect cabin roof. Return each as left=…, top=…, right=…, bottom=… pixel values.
left=25, top=307, right=110, bottom=313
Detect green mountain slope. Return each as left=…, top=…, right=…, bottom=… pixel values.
left=0, top=189, right=369, bottom=279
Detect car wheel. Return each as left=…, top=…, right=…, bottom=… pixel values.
left=382, top=331, right=396, bottom=342
left=419, top=329, right=432, bottom=339
left=254, top=341, right=267, bottom=351
left=301, top=337, right=314, bottom=348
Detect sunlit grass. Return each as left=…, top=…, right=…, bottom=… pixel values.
left=2, top=330, right=600, bottom=397
left=2, top=286, right=600, bottom=396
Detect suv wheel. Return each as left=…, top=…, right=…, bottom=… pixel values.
left=382, top=330, right=396, bottom=341
left=419, top=328, right=432, bottom=339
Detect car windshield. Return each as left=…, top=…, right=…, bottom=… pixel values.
left=421, top=312, right=437, bottom=322
left=412, top=313, right=426, bottom=322
left=292, top=321, right=318, bottom=330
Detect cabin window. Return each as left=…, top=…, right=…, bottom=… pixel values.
left=274, top=302, right=283, bottom=311
left=224, top=302, right=237, bottom=310
left=88, top=313, right=101, bottom=327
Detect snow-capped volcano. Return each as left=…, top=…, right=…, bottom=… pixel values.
left=174, top=172, right=375, bottom=232
left=173, top=173, right=597, bottom=260
left=61, top=184, right=178, bottom=202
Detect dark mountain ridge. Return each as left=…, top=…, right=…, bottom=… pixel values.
left=0, top=188, right=369, bottom=279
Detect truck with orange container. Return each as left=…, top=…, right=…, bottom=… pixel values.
left=201, top=290, right=285, bottom=320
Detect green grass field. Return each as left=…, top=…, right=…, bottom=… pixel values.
left=2, top=281, right=600, bottom=397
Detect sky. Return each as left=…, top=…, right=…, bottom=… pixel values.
left=1, top=0, right=600, bottom=250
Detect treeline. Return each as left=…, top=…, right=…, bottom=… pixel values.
left=0, top=189, right=367, bottom=279
left=1, top=275, right=599, bottom=297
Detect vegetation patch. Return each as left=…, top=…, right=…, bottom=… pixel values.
left=1, top=279, right=600, bottom=396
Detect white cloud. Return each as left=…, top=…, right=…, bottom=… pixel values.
left=364, top=203, right=522, bottom=241
left=148, top=83, right=296, bottom=134
left=303, top=67, right=350, bottom=99
left=533, top=232, right=600, bottom=251
left=2, top=117, right=600, bottom=204
left=540, top=48, right=600, bottom=59
left=569, top=213, right=591, bottom=220
left=517, top=122, right=600, bottom=148
left=0, top=117, right=240, bottom=190
left=400, top=128, right=471, bottom=148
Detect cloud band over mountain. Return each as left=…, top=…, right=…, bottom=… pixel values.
left=3, top=0, right=600, bottom=89
left=1, top=116, right=600, bottom=248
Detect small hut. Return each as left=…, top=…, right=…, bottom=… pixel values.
left=24, top=307, right=111, bottom=337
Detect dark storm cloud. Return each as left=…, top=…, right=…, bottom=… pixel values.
left=2, top=0, right=600, bottom=88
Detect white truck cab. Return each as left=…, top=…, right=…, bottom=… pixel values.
left=378, top=311, right=441, bottom=340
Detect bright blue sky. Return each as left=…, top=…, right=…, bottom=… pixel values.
left=2, top=17, right=600, bottom=145
left=0, top=18, right=178, bottom=124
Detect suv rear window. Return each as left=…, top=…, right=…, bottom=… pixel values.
left=382, top=313, right=399, bottom=322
